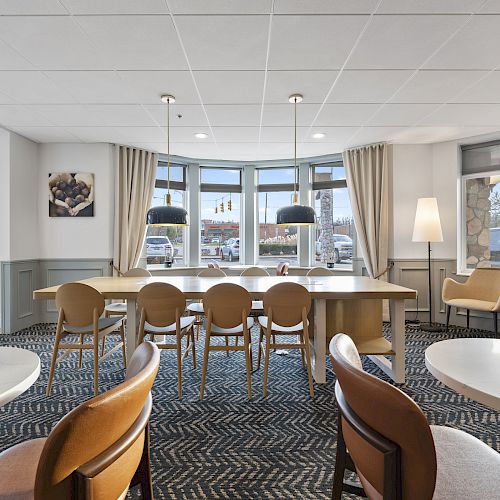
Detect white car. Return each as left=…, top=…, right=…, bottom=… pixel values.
left=146, top=236, right=174, bottom=257
left=316, top=234, right=353, bottom=263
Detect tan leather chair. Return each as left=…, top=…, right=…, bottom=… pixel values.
left=200, top=283, right=254, bottom=400
left=187, top=267, right=227, bottom=340
left=138, top=282, right=196, bottom=399
left=241, top=267, right=270, bottom=316
left=257, top=282, right=314, bottom=398
left=0, top=341, right=160, bottom=500
left=329, top=333, right=500, bottom=500
left=442, top=268, right=500, bottom=334
left=276, top=261, right=290, bottom=276
left=306, top=266, right=334, bottom=277
left=47, top=282, right=127, bottom=397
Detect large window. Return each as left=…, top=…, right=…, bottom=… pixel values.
left=146, top=162, right=186, bottom=268
left=312, top=163, right=354, bottom=270
left=257, top=168, right=298, bottom=266
left=461, top=142, right=500, bottom=271
left=200, top=167, right=242, bottom=266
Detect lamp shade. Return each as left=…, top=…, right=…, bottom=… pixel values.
left=276, top=204, right=316, bottom=226
left=146, top=205, right=188, bottom=226
left=412, top=197, right=443, bottom=243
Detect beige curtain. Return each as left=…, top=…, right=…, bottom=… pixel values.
left=343, top=143, right=389, bottom=279
left=113, top=145, right=158, bottom=275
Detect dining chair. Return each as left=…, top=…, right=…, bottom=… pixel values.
left=138, top=282, right=196, bottom=399
left=0, top=341, right=160, bottom=500
left=276, top=261, right=290, bottom=276
left=187, top=267, right=227, bottom=340
left=306, top=267, right=334, bottom=276
left=47, top=282, right=127, bottom=397
left=257, top=282, right=314, bottom=398
left=200, top=283, right=254, bottom=400
left=240, top=267, right=270, bottom=316
left=329, top=333, right=500, bottom=500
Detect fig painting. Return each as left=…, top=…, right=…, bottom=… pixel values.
left=49, top=173, right=94, bottom=217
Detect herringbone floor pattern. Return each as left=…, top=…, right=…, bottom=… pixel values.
left=0, top=323, right=499, bottom=498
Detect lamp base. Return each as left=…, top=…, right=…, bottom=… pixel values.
left=419, top=323, right=444, bottom=333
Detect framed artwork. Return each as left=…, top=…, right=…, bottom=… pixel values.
left=49, top=173, right=94, bottom=217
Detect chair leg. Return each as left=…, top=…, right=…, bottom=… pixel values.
left=120, top=323, right=127, bottom=369
left=225, top=336, right=229, bottom=357
left=176, top=335, right=183, bottom=400
left=200, top=330, right=211, bottom=400
left=195, top=316, right=201, bottom=341
left=302, top=330, right=315, bottom=398
left=332, top=416, right=347, bottom=500
left=467, top=309, right=470, bottom=329
left=93, top=334, right=99, bottom=396
left=263, top=330, right=272, bottom=399
left=257, top=327, right=264, bottom=370
left=46, top=327, right=63, bottom=396
left=78, top=333, right=84, bottom=368
left=494, top=312, right=498, bottom=337
left=131, top=422, right=153, bottom=500
left=244, top=331, right=252, bottom=400
left=190, top=328, right=197, bottom=369
left=101, top=336, right=106, bottom=356
left=445, top=305, right=451, bottom=332
left=299, top=334, right=305, bottom=368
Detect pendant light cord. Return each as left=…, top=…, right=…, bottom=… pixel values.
left=294, top=96, right=297, bottom=204
left=167, top=97, right=171, bottom=205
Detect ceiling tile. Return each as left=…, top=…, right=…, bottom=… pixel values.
left=65, top=126, right=126, bottom=142
left=7, top=126, right=79, bottom=142
left=212, top=127, right=259, bottom=143
left=61, top=0, right=168, bottom=14
left=424, top=15, right=500, bottom=69
left=143, top=104, right=208, bottom=127
left=174, top=15, right=269, bottom=70
left=76, top=15, right=187, bottom=70
left=166, top=126, right=214, bottom=142
left=297, top=143, right=345, bottom=157
left=346, top=15, right=466, bottom=69
left=205, top=104, right=261, bottom=126
left=327, top=70, right=413, bottom=103
left=259, top=126, right=356, bottom=143
left=391, top=70, right=488, bottom=103
left=168, top=0, right=272, bottom=14
left=0, top=71, right=77, bottom=103
left=347, top=126, right=407, bottom=146
left=0, top=0, right=67, bottom=14
left=0, top=105, right=53, bottom=126
left=269, top=15, right=369, bottom=70
left=478, top=1, right=500, bottom=13
left=315, top=103, right=380, bottom=126
left=367, top=103, right=439, bottom=125
left=0, top=16, right=110, bottom=69
left=378, top=0, right=485, bottom=14
left=265, top=70, right=337, bottom=104
left=420, top=103, right=500, bottom=126
left=453, top=71, right=500, bottom=103
left=114, top=126, right=166, bottom=142
left=274, top=0, right=378, bottom=14
left=262, top=103, right=322, bottom=126
left=0, top=39, right=34, bottom=70
left=32, top=104, right=156, bottom=126
left=0, top=90, right=15, bottom=104
left=194, top=71, right=265, bottom=104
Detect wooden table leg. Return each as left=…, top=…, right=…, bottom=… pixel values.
left=126, top=298, right=138, bottom=362
left=310, top=298, right=326, bottom=384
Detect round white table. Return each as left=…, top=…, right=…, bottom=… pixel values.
left=425, top=338, right=500, bottom=411
left=0, top=347, right=40, bottom=406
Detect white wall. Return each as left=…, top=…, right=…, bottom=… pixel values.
left=38, top=143, right=114, bottom=259
left=0, top=128, right=10, bottom=262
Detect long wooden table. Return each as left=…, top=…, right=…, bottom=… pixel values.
left=33, top=275, right=416, bottom=384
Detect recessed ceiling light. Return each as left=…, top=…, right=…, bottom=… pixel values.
left=195, top=133, right=209, bottom=139
left=312, top=132, right=325, bottom=139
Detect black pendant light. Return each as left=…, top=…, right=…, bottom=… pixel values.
left=276, top=94, right=316, bottom=226
left=146, top=94, right=189, bottom=226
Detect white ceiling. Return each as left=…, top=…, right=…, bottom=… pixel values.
left=1, top=0, right=500, bottom=160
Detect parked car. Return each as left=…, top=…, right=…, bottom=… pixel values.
left=146, top=236, right=174, bottom=257
left=220, top=238, right=240, bottom=261
left=490, top=227, right=500, bottom=263
left=315, top=234, right=353, bottom=264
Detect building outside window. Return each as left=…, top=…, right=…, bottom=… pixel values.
left=461, top=142, right=500, bottom=271
left=257, top=167, right=298, bottom=266
left=200, top=167, right=242, bottom=266
left=146, top=162, right=186, bottom=268
left=312, top=162, right=354, bottom=270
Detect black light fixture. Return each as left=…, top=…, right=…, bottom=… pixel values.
left=146, top=94, right=189, bottom=226
left=276, top=94, right=316, bottom=226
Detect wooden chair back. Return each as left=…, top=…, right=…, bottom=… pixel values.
left=204, top=283, right=251, bottom=329
left=276, top=261, right=290, bottom=276
left=55, top=283, right=104, bottom=327
left=208, top=260, right=220, bottom=269
left=197, top=268, right=226, bottom=278
left=241, top=267, right=270, bottom=277
left=306, top=267, right=334, bottom=277
left=124, top=268, right=152, bottom=277
left=34, top=342, right=160, bottom=499
left=137, top=282, right=186, bottom=328
left=329, top=334, right=437, bottom=500
left=263, top=282, right=311, bottom=327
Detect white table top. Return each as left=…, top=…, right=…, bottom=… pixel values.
left=425, top=338, right=500, bottom=411
left=0, top=347, right=40, bottom=406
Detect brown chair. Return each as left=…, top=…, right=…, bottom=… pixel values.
left=276, top=261, right=290, bottom=276
left=442, top=268, right=500, bottom=334
left=47, top=282, right=127, bottom=397
left=138, top=282, right=196, bottom=399
left=306, top=266, right=334, bottom=276
left=257, top=282, right=314, bottom=398
left=241, top=267, right=270, bottom=316
left=200, top=283, right=254, bottom=400
left=0, top=341, right=160, bottom=500
left=329, top=333, right=500, bottom=500
left=187, top=267, right=227, bottom=340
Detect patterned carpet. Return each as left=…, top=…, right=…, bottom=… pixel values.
left=0, top=323, right=499, bottom=499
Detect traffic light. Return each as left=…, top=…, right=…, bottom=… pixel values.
left=228, top=199, right=232, bottom=211
left=220, top=202, right=225, bottom=213
left=215, top=202, right=218, bottom=214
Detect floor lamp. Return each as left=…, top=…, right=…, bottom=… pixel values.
left=412, top=198, right=443, bottom=332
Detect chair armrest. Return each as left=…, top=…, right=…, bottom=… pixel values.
left=442, top=278, right=467, bottom=302
left=493, top=296, right=500, bottom=313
